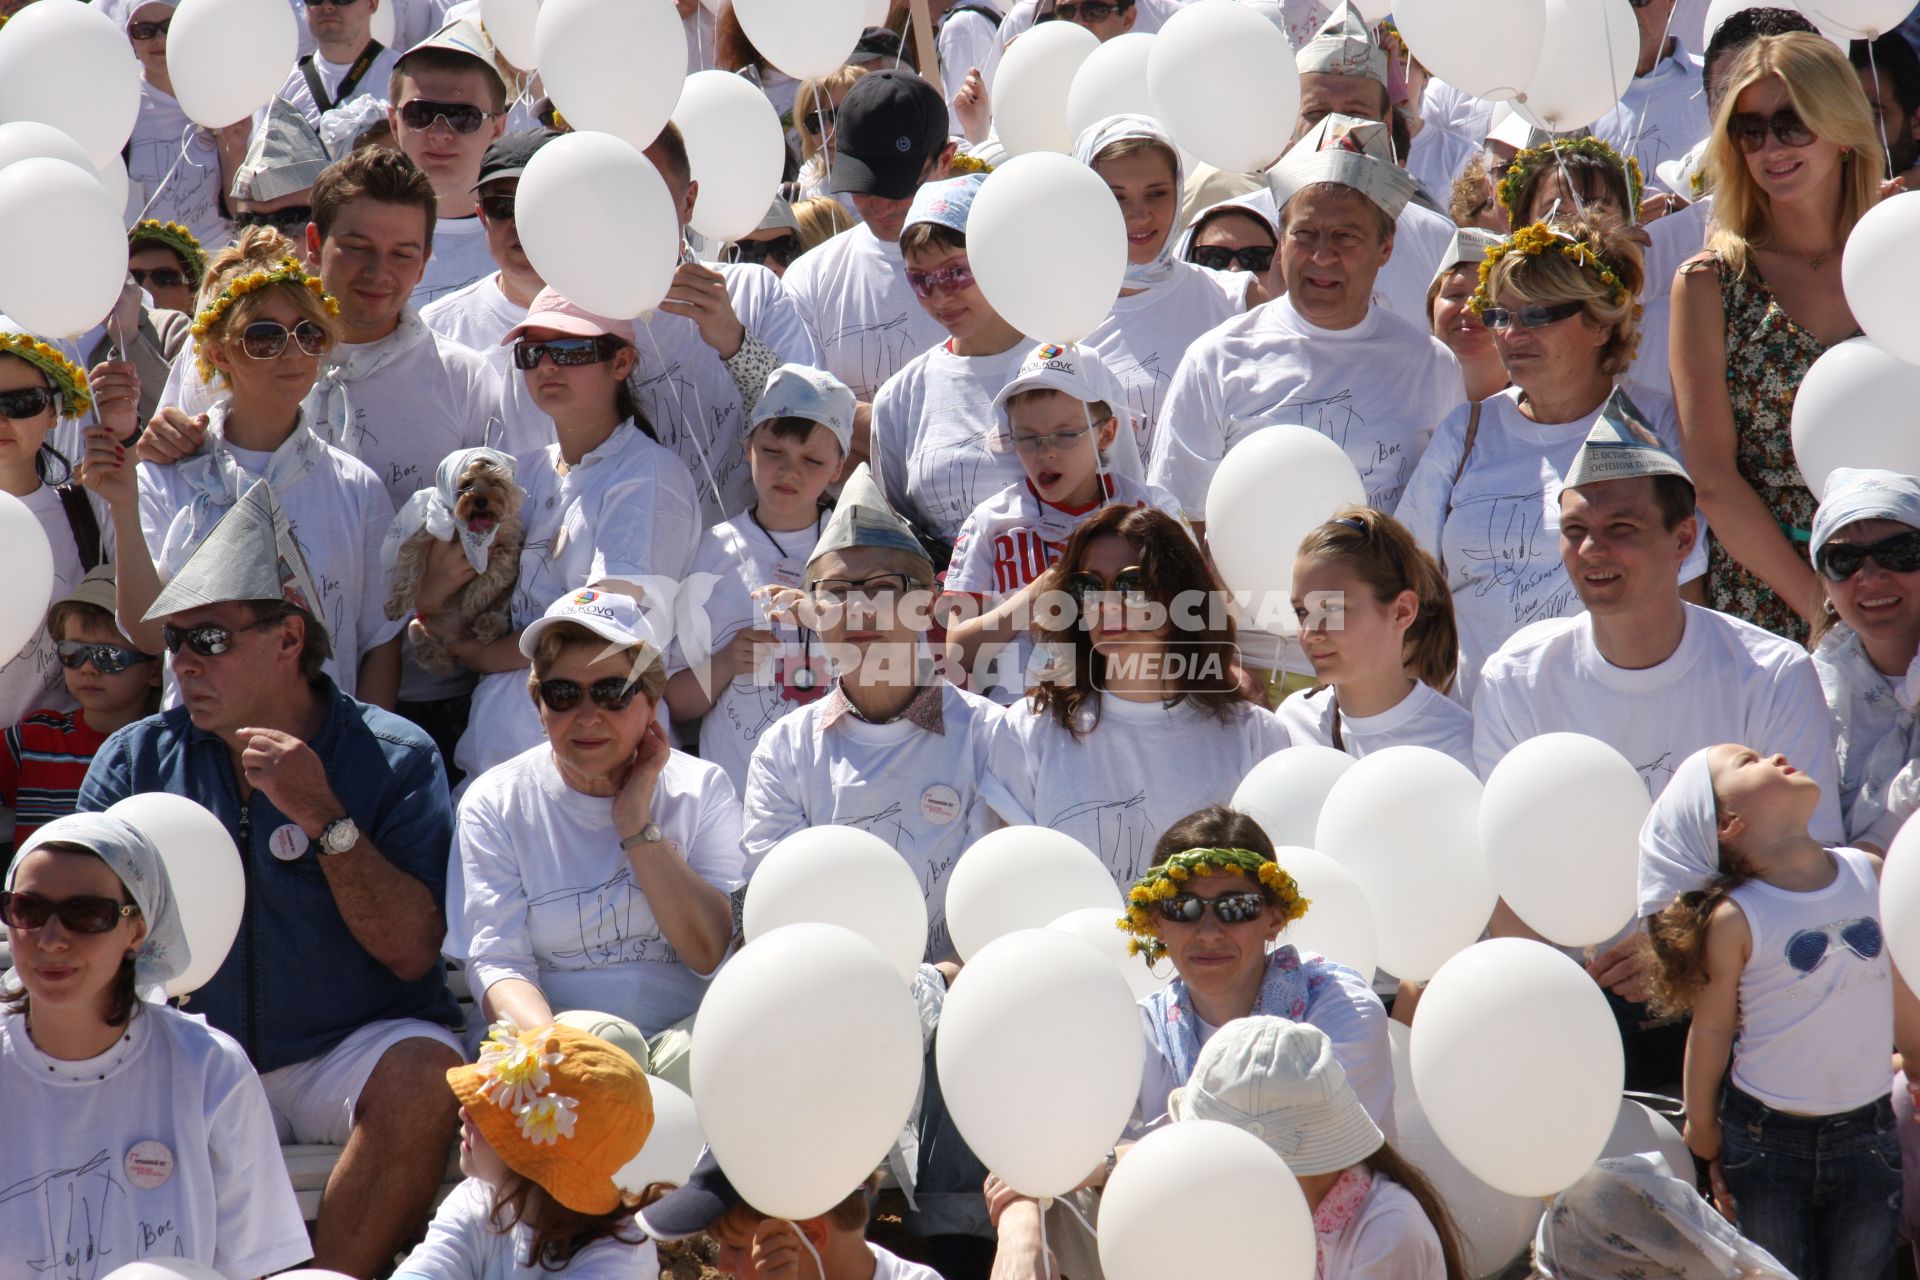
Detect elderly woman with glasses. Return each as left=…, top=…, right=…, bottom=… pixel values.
left=1395, top=217, right=1706, bottom=703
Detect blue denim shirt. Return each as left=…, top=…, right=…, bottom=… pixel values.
left=78, top=677, right=462, bottom=1072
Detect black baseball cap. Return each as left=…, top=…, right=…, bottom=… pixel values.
left=831, top=69, right=950, bottom=201
left=636, top=1150, right=742, bottom=1240
left=472, top=128, right=559, bottom=190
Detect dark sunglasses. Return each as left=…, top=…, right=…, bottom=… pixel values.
left=1154, top=891, right=1269, bottom=925
left=1064, top=565, right=1149, bottom=604
left=161, top=615, right=284, bottom=657
left=1188, top=243, right=1275, bottom=274
left=1729, top=107, right=1815, bottom=154
left=129, top=267, right=190, bottom=290
left=513, top=335, right=617, bottom=371
left=127, top=17, right=171, bottom=38
left=905, top=261, right=975, bottom=300
left=1051, top=0, right=1132, bottom=21
left=57, top=641, right=157, bottom=674
left=1, top=890, right=140, bottom=934
left=233, top=206, right=313, bottom=233
left=803, top=104, right=836, bottom=137
left=240, top=319, right=329, bottom=361
left=478, top=194, right=516, bottom=222
left=1816, top=530, right=1920, bottom=581
left=537, top=676, right=641, bottom=713
left=1479, top=300, right=1585, bottom=331
left=724, top=233, right=801, bottom=268
left=399, top=98, right=497, bottom=135
left=0, top=386, right=53, bottom=419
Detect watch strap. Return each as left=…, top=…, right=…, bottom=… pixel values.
left=620, top=823, right=666, bottom=851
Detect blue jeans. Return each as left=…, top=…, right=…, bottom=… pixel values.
left=1720, top=1083, right=1903, bottom=1280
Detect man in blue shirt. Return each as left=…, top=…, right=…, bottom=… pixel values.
left=81, top=480, right=462, bottom=1277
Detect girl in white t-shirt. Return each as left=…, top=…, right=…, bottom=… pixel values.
left=1641, top=744, right=1907, bottom=1279
left=1282, top=507, right=1473, bottom=767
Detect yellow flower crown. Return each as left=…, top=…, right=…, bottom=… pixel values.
left=475, top=1021, right=581, bottom=1147
left=0, top=332, right=92, bottom=419
left=190, top=257, right=340, bottom=382
left=1497, top=135, right=1645, bottom=218
left=1118, top=846, right=1309, bottom=964
left=950, top=153, right=995, bottom=177
left=129, top=219, right=208, bottom=284
left=1469, top=221, right=1631, bottom=316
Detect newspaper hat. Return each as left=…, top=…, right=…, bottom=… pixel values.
left=231, top=97, right=330, bottom=202
left=1562, top=388, right=1694, bottom=491
left=400, top=18, right=507, bottom=93
left=1432, top=226, right=1503, bottom=286
left=1269, top=114, right=1416, bottom=222
left=988, top=342, right=1118, bottom=453
left=752, top=195, right=801, bottom=235
left=1296, top=0, right=1388, bottom=85
left=750, top=363, right=856, bottom=455
left=145, top=479, right=325, bottom=623
left=807, top=463, right=934, bottom=581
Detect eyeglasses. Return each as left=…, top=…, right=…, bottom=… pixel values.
left=1479, top=300, right=1586, bottom=330
left=126, top=17, right=171, bottom=38
left=1188, top=243, right=1275, bottom=274
left=0, top=890, right=140, bottom=934
left=905, top=261, right=976, bottom=300
left=513, top=336, right=617, bottom=371
left=1785, top=918, right=1883, bottom=974
left=1051, top=0, right=1132, bottom=22
left=1154, top=891, right=1269, bottom=925
left=1816, top=530, right=1920, bottom=581
left=724, top=233, right=801, bottom=269
left=1064, top=565, right=1149, bottom=606
left=803, top=104, right=836, bottom=137
left=1728, top=107, right=1815, bottom=154
left=233, top=206, right=313, bottom=233
left=129, top=267, right=190, bottom=290
left=478, top=194, right=516, bottom=222
left=810, top=572, right=917, bottom=605
left=398, top=99, right=498, bottom=135
left=0, top=386, right=53, bottom=419
left=161, top=615, right=285, bottom=657
left=57, top=641, right=156, bottom=674
left=1010, top=425, right=1094, bottom=455
left=536, top=676, right=642, bottom=713
left=240, top=320, right=329, bottom=361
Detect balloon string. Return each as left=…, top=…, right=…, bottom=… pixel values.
left=1624, top=0, right=1680, bottom=177
left=1038, top=1197, right=1052, bottom=1278
left=1053, top=1192, right=1098, bottom=1239
left=135, top=122, right=204, bottom=226
left=787, top=1220, right=827, bottom=1278
left=640, top=321, right=728, bottom=515
left=1868, top=37, right=1895, bottom=180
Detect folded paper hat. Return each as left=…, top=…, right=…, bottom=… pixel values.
left=808, top=463, right=934, bottom=581
left=1562, top=387, right=1694, bottom=490
left=1432, top=226, right=1504, bottom=286
left=1295, top=0, right=1388, bottom=85
left=145, top=479, right=326, bottom=624
left=1269, top=113, right=1416, bottom=222
left=402, top=17, right=506, bottom=92
left=231, top=97, right=330, bottom=202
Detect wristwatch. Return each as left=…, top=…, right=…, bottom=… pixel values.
left=317, top=815, right=359, bottom=856
left=620, top=822, right=666, bottom=851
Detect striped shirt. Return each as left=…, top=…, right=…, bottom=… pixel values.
left=3, top=709, right=107, bottom=844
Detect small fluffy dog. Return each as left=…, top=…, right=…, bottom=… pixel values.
left=385, top=450, right=524, bottom=674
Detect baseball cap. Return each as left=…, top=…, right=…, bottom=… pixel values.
left=473, top=128, right=558, bottom=189
left=518, top=587, right=663, bottom=659
left=501, top=287, right=636, bottom=345
left=988, top=342, right=1116, bottom=452
left=635, top=1150, right=744, bottom=1240
left=751, top=364, right=856, bottom=456
left=831, top=69, right=950, bottom=201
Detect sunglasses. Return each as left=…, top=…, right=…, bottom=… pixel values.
left=513, top=336, right=617, bottom=371
left=1051, top=0, right=1132, bottom=21
left=1729, top=107, right=1815, bottom=154
left=161, top=615, right=284, bottom=658
left=1010, top=425, right=1094, bottom=455
left=1064, top=565, right=1149, bottom=605
left=1154, top=891, right=1269, bottom=925
left=478, top=194, right=516, bottom=222
left=0, top=386, right=53, bottom=419
left=1479, top=300, right=1585, bottom=331
left=398, top=99, right=498, bottom=135
left=1188, top=243, right=1275, bottom=274
left=803, top=104, right=836, bottom=137
left=129, top=267, right=190, bottom=290
left=1816, top=530, right=1920, bottom=581
left=1785, top=918, right=1883, bottom=974
left=810, top=572, right=918, bottom=605
left=1, top=890, right=140, bottom=934
left=233, top=206, right=313, bottom=233
left=57, top=641, right=156, bottom=674
left=240, top=319, right=329, bottom=361
left=127, top=17, right=171, bottom=38
left=537, top=676, right=641, bottom=713
left=724, top=233, right=801, bottom=269
left=905, top=261, right=976, bottom=300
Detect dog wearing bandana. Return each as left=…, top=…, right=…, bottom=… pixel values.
left=383, top=447, right=526, bottom=674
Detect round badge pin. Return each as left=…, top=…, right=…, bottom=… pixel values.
left=269, top=824, right=310, bottom=862
left=125, top=1140, right=174, bottom=1191
left=921, top=783, right=961, bottom=826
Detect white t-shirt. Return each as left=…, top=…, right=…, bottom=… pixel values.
left=422, top=273, right=527, bottom=377
left=415, top=216, right=500, bottom=308
left=1204, top=187, right=1454, bottom=322
left=0, top=485, right=113, bottom=728
left=0, top=1005, right=312, bottom=1277
left=273, top=44, right=403, bottom=129
left=449, top=745, right=745, bottom=1034
left=127, top=81, right=230, bottom=251
left=1083, top=262, right=1249, bottom=460
left=1406, top=121, right=1479, bottom=210
left=1319, top=1175, right=1449, bottom=1280
left=396, top=1176, right=661, bottom=1280
left=870, top=1245, right=947, bottom=1280
left=988, top=694, right=1294, bottom=887
left=1473, top=605, right=1845, bottom=842
left=1277, top=682, right=1475, bottom=768
left=781, top=223, right=950, bottom=403
left=741, top=680, right=1008, bottom=962
left=1392, top=386, right=1708, bottom=703
left=1422, top=78, right=1499, bottom=144
left=940, top=5, right=1002, bottom=133
left=1147, top=295, right=1462, bottom=518
left=1598, top=41, right=1711, bottom=189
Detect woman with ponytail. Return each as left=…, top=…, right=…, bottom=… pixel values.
left=1283, top=507, right=1472, bottom=767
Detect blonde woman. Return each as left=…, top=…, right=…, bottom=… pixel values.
left=792, top=65, right=868, bottom=203
left=792, top=194, right=856, bottom=253
left=1671, top=32, right=1883, bottom=643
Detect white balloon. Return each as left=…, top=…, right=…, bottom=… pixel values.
left=482, top=0, right=543, bottom=68
left=732, top=0, right=870, bottom=79
left=1065, top=32, right=1156, bottom=146
left=945, top=825, right=1122, bottom=960
left=1789, top=338, right=1920, bottom=499
left=616, top=1075, right=708, bottom=1191
left=865, top=0, right=890, bottom=24
left=1316, top=746, right=1495, bottom=981
left=692, top=923, right=922, bottom=1220
left=95, top=152, right=130, bottom=217
left=1231, top=744, right=1356, bottom=849
left=672, top=70, right=786, bottom=242
left=1394, top=0, right=1545, bottom=102
left=272, top=1273, right=357, bottom=1280
left=1147, top=0, right=1299, bottom=172
left=743, top=825, right=929, bottom=984
left=1272, top=845, right=1378, bottom=979
left=1204, top=426, right=1366, bottom=638
left=1515, top=0, right=1638, bottom=132
left=1796, top=0, right=1913, bottom=36
left=102, top=1264, right=227, bottom=1280
left=0, top=120, right=96, bottom=175
left=166, top=0, right=298, bottom=128
left=1843, top=192, right=1920, bottom=367
left=536, top=0, right=686, bottom=149
left=0, top=491, right=54, bottom=666
left=992, top=20, right=1099, bottom=156
left=0, top=0, right=142, bottom=169
left=1099, top=1120, right=1315, bottom=1280
left=967, top=151, right=1127, bottom=343
left=371, top=0, right=394, bottom=46
left=1601, top=1097, right=1695, bottom=1180
left=516, top=130, right=679, bottom=319
left=1047, top=906, right=1173, bottom=1001
left=1481, top=733, right=1648, bottom=948
left=1412, top=938, right=1625, bottom=1196
left=936, top=929, right=1143, bottom=1196
left=104, top=793, right=243, bottom=996
left=0, top=157, right=128, bottom=336
left=1880, top=815, right=1920, bottom=983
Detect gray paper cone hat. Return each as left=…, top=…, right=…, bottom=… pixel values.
left=1269, top=114, right=1416, bottom=222
left=1563, top=388, right=1694, bottom=490
left=231, top=97, right=329, bottom=203
left=807, top=463, right=934, bottom=581
left=146, top=480, right=327, bottom=623
left=1296, top=0, right=1388, bottom=84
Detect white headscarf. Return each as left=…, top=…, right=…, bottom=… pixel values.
left=1636, top=747, right=1722, bottom=918
left=381, top=446, right=519, bottom=576
left=1072, top=115, right=1188, bottom=291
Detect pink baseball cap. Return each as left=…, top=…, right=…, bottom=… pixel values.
left=502, top=287, right=635, bottom=346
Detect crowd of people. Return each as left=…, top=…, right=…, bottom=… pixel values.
left=4, top=0, right=1920, bottom=1276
